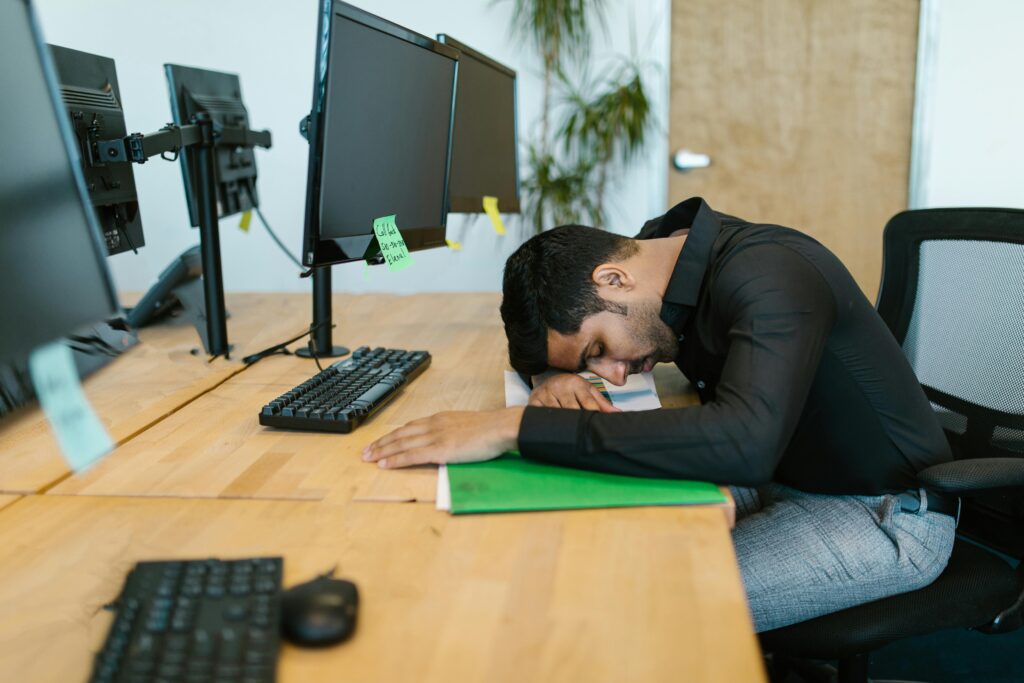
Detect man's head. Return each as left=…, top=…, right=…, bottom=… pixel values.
left=500, top=225, right=679, bottom=386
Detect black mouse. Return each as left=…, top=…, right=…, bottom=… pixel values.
left=280, top=573, right=359, bottom=647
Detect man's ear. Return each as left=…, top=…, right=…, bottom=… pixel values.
left=592, top=264, right=635, bottom=291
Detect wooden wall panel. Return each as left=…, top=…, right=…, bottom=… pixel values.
left=669, top=0, right=920, bottom=299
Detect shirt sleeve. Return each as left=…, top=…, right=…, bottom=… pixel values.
left=517, top=242, right=838, bottom=487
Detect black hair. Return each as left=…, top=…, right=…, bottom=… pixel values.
left=500, top=225, right=638, bottom=375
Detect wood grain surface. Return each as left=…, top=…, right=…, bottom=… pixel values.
left=669, top=0, right=920, bottom=300
left=47, top=293, right=508, bottom=502
left=48, top=294, right=712, bottom=508
left=0, top=292, right=482, bottom=494
left=0, top=495, right=764, bottom=683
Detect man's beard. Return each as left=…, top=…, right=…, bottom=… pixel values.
left=626, top=300, right=679, bottom=373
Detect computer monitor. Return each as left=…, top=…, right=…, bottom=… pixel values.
left=436, top=35, right=519, bottom=214
left=302, top=1, right=459, bottom=268
left=48, top=44, right=146, bottom=255
left=165, top=64, right=260, bottom=226
left=0, top=0, right=120, bottom=368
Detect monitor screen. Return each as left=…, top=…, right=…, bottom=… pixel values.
left=165, top=64, right=260, bottom=226
left=49, top=43, right=146, bottom=256
left=0, top=0, right=119, bottom=367
left=302, top=1, right=459, bottom=267
left=437, top=35, right=519, bottom=214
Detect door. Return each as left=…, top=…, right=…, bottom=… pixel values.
left=669, top=0, right=920, bottom=299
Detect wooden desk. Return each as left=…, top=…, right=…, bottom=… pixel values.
left=50, top=294, right=511, bottom=502
left=1, top=292, right=763, bottom=681
left=0, top=293, right=313, bottom=494
left=49, top=295, right=703, bottom=504
left=0, top=496, right=764, bottom=682
left=0, top=495, right=19, bottom=511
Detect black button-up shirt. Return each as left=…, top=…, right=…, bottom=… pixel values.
left=517, top=197, right=951, bottom=494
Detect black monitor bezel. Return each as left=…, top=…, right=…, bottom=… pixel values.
left=2, top=0, right=120, bottom=365
left=302, top=0, right=460, bottom=268
left=436, top=33, right=521, bottom=214
left=164, top=63, right=259, bottom=228
left=48, top=43, right=146, bottom=256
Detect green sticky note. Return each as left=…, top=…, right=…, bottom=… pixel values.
left=239, top=210, right=252, bottom=232
left=28, top=341, right=113, bottom=473
left=446, top=452, right=725, bottom=515
left=372, top=214, right=412, bottom=272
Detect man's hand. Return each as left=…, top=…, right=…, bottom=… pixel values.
left=528, top=373, right=621, bottom=412
left=363, top=407, right=525, bottom=469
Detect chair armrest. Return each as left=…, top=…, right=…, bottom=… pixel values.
left=918, top=457, right=1024, bottom=494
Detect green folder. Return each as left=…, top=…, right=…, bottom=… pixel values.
left=446, top=452, right=726, bottom=515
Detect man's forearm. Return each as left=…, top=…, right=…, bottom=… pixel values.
left=517, top=404, right=779, bottom=487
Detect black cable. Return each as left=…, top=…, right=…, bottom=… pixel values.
left=238, top=182, right=303, bottom=269
left=118, top=219, right=138, bottom=255
left=253, top=205, right=303, bottom=269
left=242, top=320, right=335, bottom=366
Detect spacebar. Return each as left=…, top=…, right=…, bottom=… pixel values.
left=350, top=382, right=398, bottom=412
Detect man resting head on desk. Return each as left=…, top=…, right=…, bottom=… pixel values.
left=363, top=197, right=956, bottom=633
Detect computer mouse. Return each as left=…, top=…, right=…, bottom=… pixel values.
left=280, top=574, right=359, bottom=647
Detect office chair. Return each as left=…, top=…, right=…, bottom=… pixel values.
left=760, top=208, right=1024, bottom=683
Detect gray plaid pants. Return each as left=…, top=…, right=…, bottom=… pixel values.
left=731, top=483, right=956, bottom=632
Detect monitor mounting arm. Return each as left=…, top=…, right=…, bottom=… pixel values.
left=97, top=120, right=271, bottom=165
left=93, top=115, right=272, bottom=359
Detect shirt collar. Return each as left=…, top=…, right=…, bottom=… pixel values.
left=636, top=197, right=722, bottom=331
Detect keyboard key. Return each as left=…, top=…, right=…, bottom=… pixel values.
left=90, top=557, right=280, bottom=683
left=258, top=348, right=430, bottom=433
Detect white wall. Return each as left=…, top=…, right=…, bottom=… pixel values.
left=911, top=0, right=1024, bottom=209
left=34, top=0, right=670, bottom=295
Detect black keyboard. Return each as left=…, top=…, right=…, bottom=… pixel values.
left=258, top=346, right=430, bottom=433
left=89, top=557, right=283, bottom=683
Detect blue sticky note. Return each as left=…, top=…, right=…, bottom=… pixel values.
left=28, top=341, right=113, bottom=472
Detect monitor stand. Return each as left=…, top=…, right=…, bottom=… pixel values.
left=125, top=245, right=227, bottom=356
left=69, top=318, right=139, bottom=377
left=0, top=318, right=138, bottom=417
left=295, top=266, right=349, bottom=358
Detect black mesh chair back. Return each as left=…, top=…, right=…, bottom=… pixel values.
left=876, top=207, right=1024, bottom=555
left=760, top=209, right=1024, bottom=681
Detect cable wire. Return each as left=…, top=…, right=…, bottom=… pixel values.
left=238, top=181, right=304, bottom=270
left=253, top=204, right=303, bottom=270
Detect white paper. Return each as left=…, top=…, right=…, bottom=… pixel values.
left=503, top=370, right=661, bottom=410
left=601, top=372, right=662, bottom=411
left=503, top=370, right=533, bottom=407
left=438, top=371, right=664, bottom=510
left=436, top=464, right=451, bottom=510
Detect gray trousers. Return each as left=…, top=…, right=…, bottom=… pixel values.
left=731, top=483, right=956, bottom=633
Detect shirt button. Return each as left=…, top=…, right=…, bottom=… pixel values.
left=696, top=380, right=706, bottom=389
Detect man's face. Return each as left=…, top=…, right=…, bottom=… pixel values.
left=547, top=296, right=679, bottom=386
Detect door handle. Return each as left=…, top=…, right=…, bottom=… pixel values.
left=672, top=149, right=711, bottom=172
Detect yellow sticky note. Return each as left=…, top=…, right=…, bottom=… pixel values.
left=239, top=210, right=252, bottom=232
left=446, top=239, right=462, bottom=251
left=483, top=195, right=505, bottom=235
